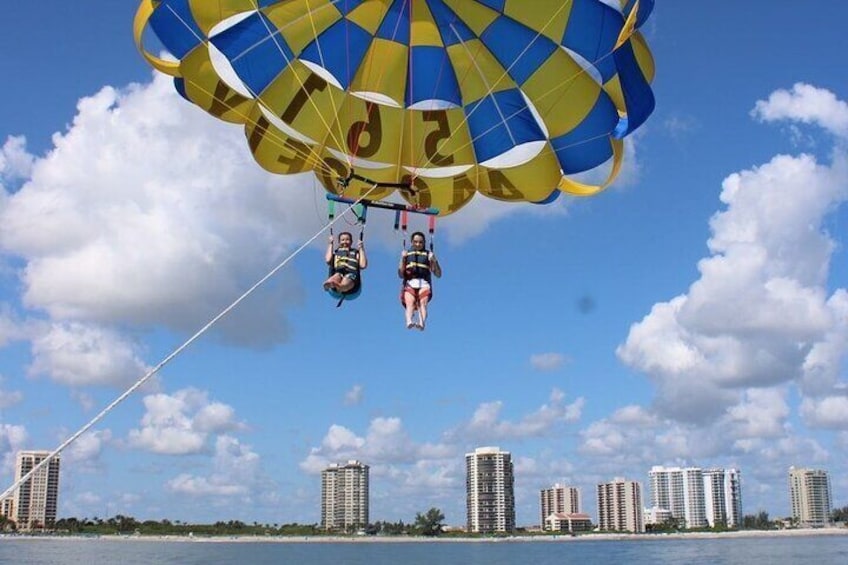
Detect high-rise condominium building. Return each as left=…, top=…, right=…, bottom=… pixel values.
left=466, top=446, right=515, bottom=533
left=1, top=496, right=14, bottom=522
left=597, top=478, right=644, bottom=533
left=648, top=466, right=707, bottom=528
left=703, top=468, right=742, bottom=528
left=321, top=460, right=369, bottom=532
left=789, top=467, right=832, bottom=527
left=12, top=451, right=61, bottom=531
left=540, top=484, right=580, bottom=530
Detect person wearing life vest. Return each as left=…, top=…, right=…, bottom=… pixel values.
left=399, top=231, right=441, bottom=330
left=324, top=232, right=367, bottom=293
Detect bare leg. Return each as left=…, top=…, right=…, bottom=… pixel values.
left=418, top=296, right=430, bottom=330
left=323, top=273, right=343, bottom=290
left=337, top=275, right=355, bottom=293
left=403, top=291, right=417, bottom=329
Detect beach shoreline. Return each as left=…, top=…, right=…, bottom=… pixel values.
left=3, top=527, right=847, bottom=543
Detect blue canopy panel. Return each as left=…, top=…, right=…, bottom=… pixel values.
left=465, top=89, right=546, bottom=163
left=375, top=0, right=410, bottom=44
left=427, top=0, right=475, bottom=47
left=550, top=95, right=618, bottom=174
left=533, top=189, right=562, bottom=205
left=300, top=18, right=372, bottom=90
left=406, top=46, right=462, bottom=108
left=561, top=0, right=622, bottom=83
left=332, top=0, right=368, bottom=17
left=210, top=12, right=294, bottom=96
left=477, top=0, right=507, bottom=11
left=480, top=16, right=558, bottom=86
left=173, top=77, right=189, bottom=101
left=612, top=39, right=655, bottom=137
left=149, top=0, right=205, bottom=59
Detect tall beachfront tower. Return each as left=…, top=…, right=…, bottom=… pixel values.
left=648, top=466, right=707, bottom=528
left=703, top=468, right=742, bottom=528
left=540, top=484, right=581, bottom=530
left=466, top=446, right=515, bottom=533
left=789, top=467, right=832, bottom=527
left=321, top=460, right=369, bottom=532
left=597, top=478, right=644, bottom=533
left=12, top=451, right=61, bottom=531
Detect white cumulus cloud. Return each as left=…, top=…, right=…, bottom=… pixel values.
left=127, top=388, right=243, bottom=455
left=618, top=100, right=848, bottom=423
left=166, top=435, right=263, bottom=497
left=752, top=83, right=848, bottom=140
left=28, top=322, right=150, bottom=388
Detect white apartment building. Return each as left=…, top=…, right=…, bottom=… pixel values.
left=321, top=460, right=369, bottom=532
left=789, top=467, right=832, bottom=527
left=466, top=446, right=515, bottom=534
left=703, top=468, right=742, bottom=528
left=12, top=451, right=61, bottom=531
left=540, top=484, right=581, bottom=530
left=597, top=478, right=644, bottom=533
left=649, top=466, right=707, bottom=528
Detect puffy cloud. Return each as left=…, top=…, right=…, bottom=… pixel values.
left=723, top=388, right=791, bottom=439
left=28, top=322, right=150, bottom=388
left=0, top=75, right=316, bottom=350
left=127, top=388, right=243, bottom=455
left=580, top=405, right=660, bottom=459
left=618, top=87, right=848, bottom=423
left=529, top=352, right=568, bottom=372
left=0, top=424, right=28, bottom=475
left=751, top=83, right=848, bottom=140
left=166, top=473, right=245, bottom=497
left=0, top=136, right=34, bottom=185
left=343, top=384, right=363, bottom=406
left=300, top=417, right=455, bottom=474
left=193, top=402, right=244, bottom=434
left=166, top=435, right=262, bottom=497
left=0, top=376, right=23, bottom=409
left=63, top=430, right=113, bottom=472
left=800, top=395, right=848, bottom=429
left=453, top=388, right=584, bottom=441
left=800, top=290, right=848, bottom=395
left=0, top=303, right=28, bottom=347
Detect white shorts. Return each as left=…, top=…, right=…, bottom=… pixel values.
left=406, top=278, right=430, bottom=290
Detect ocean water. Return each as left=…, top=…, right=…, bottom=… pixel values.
left=2, top=535, right=847, bottom=565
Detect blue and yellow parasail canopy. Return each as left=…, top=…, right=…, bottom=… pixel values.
left=135, top=0, right=656, bottom=216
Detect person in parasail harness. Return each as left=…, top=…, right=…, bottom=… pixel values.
left=398, top=231, right=441, bottom=330
left=323, top=232, right=367, bottom=294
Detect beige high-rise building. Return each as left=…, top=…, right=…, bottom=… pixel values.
left=321, top=460, right=369, bottom=532
left=540, top=484, right=580, bottom=530
left=1, top=496, right=14, bottom=522
left=466, top=446, right=515, bottom=534
left=789, top=467, right=832, bottom=527
left=12, top=451, right=60, bottom=531
left=597, top=478, right=644, bottom=533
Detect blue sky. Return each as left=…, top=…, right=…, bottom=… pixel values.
left=1, top=1, right=847, bottom=527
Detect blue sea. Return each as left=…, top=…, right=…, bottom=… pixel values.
left=2, top=535, right=847, bottom=564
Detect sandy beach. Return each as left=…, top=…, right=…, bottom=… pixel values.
left=4, top=527, right=847, bottom=543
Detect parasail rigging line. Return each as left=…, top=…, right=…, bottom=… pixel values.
left=0, top=185, right=379, bottom=503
